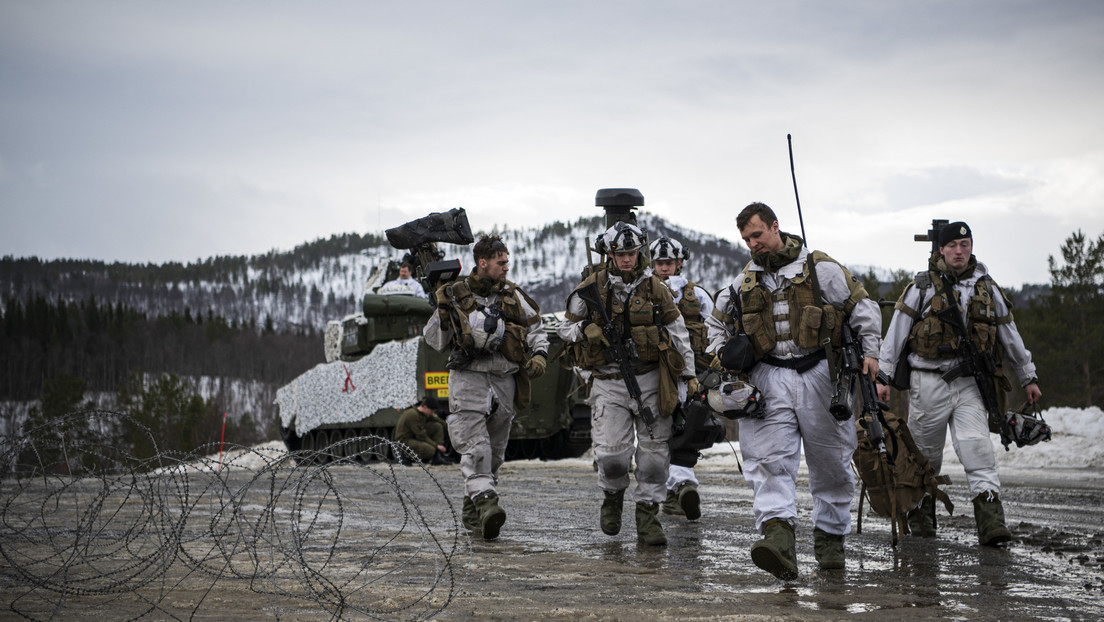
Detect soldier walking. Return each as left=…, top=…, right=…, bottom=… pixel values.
left=424, top=234, right=549, bottom=540
left=558, top=222, right=696, bottom=546
left=706, top=202, right=881, bottom=579
left=876, top=221, right=1041, bottom=546
left=649, top=235, right=715, bottom=520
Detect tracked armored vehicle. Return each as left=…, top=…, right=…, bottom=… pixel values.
left=276, top=208, right=591, bottom=462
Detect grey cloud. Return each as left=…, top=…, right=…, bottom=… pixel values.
left=882, top=166, right=1032, bottom=209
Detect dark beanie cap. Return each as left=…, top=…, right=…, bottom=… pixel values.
left=938, top=221, right=972, bottom=247
left=423, top=395, right=440, bottom=411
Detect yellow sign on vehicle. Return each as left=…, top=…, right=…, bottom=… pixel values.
left=424, top=371, right=450, bottom=397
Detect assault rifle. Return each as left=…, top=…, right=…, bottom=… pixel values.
left=933, top=287, right=1013, bottom=449
left=576, top=281, right=657, bottom=427
left=830, top=321, right=891, bottom=464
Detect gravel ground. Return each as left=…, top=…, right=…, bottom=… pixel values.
left=2, top=449, right=1102, bottom=621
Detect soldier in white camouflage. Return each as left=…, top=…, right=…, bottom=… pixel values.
left=877, top=221, right=1041, bottom=546
left=558, top=222, right=696, bottom=546
left=707, top=202, right=881, bottom=579
left=649, top=235, right=715, bottom=521
left=424, top=235, right=548, bottom=540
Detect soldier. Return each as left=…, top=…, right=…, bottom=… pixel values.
left=424, top=234, right=549, bottom=540
left=706, top=202, right=881, bottom=579
left=558, top=222, right=696, bottom=546
left=876, top=221, right=1041, bottom=546
left=380, top=261, right=428, bottom=298
left=393, top=395, right=451, bottom=465
left=649, top=236, right=715, bottom=520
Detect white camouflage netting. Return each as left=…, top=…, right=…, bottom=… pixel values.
left=323, top=320, right=343, bottom=363
left=275, top=337, right=421, bottom=436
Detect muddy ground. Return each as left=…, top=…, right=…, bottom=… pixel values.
left=2, top=450, right=1102, bottom=621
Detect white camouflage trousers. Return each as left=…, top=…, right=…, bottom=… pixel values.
left=445, top=369, right=516, bottom=499
left=908, top=370, right=999, bottom=496
left=742, top=360, right=857, bottom=536
left=589, top=368, right=672, bottom=505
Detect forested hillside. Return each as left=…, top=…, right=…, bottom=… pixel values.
left=4, top=214, right=1099, bottom=457
left=0, top=212, right=750, bottom=447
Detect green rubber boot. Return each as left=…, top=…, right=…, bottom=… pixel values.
left=661, top=488, right=684, bottom=516
left=813, top=527, right=845, bottom=570
left=601, top=489, right=625, bottom=536
left=635, top=502, right=667, bottom=546
left=973, top=491, right=1012, bottom=546
left=677, top=482, right=701, bottom=520
left=750, top=518, right=799, bottom=580
left=473, top=491, right=506, bottom=540
left=907, top=495, right=937, bottom=538
left=461, top=495, right=481, bottom=534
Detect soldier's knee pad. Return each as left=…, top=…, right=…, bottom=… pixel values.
left=597, top=455, right=630, bottom=480
left=958, top=438, right=997, bottom=472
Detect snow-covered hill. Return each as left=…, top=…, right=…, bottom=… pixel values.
left=1, top=212, right=750, bottom=330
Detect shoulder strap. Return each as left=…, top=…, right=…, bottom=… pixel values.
left=896, top=272, right=932, bottom=320
left=806, top=254, right=840, bottom=379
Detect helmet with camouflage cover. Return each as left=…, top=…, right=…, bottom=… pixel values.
left=702, top=371, right=764, bottom=420
left=466, top=305, right=506, bottom=353
left=648, top=236, right=686, bottom=262
left=603, top=221, right=647, bottom=254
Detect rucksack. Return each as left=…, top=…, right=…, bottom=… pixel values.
left=853, top=408, right=953, bottom=545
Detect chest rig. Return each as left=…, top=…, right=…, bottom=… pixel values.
left=441, top=278, right=539, bottom=365
left=676, top=281, right=713, bottom=371
left=569, top=271, right=680, bottom=371
left=901, top=271, right=1011, bottom=362
left=736, top=252, right=866, bottom=360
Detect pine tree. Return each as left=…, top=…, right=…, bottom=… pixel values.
left=1044, top=230, right=1104, bottom=406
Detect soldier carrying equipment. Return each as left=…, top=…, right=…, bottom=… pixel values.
left=934, top=276, right=1014, bottom=450
left=577, top=281, right=656, bottom=428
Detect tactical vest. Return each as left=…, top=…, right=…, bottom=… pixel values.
left=901, top=271, right=1012, bottom=362
left=677, top=281, right=713, bottom=371
left=440, top=278, right=540, bottom=364
left=567, top=271, right=680, bottom=371
left=735, top=251, right=867, bottom=359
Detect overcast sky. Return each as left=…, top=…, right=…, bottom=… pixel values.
left=2, top=1, right=1102, bottom=286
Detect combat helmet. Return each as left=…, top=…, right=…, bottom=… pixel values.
left=602, top=221, right=647, bottom=254
left=649, top=236, right=686, bottom=262
left=466, top=306, right=506, bottom=353
left=700, top=370, right=764, bottom=420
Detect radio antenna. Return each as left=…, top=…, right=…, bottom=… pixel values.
left=787, top=134, right=807, bottom=243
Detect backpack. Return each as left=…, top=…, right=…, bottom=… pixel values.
left=853, top=408, right=953, bottom=545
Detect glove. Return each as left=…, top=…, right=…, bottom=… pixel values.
left=687, top=377, right=700, bottom=399
left=677, top=380, right=688, bottom=403
left=583, top=322, right=608, bottom=347
left=434, top=285, right=452, bottom=324
left=526, top=353, right=547, bottom=379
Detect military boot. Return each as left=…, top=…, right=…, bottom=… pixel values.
left=907, top=495, right=937, bottom=538
left=677, top=482, right=701, bottom=520
left=635, top=502, right=667, bottom=546
left=461, top=495, right=481, bottom=534
left=473, top=491, right=506, bottom=540
left=750, top=518, right=799, bottom=580
left=601, top=489, right=625, bottom=536
left=813, top=527, right=845, bottom=570
left=661, top=488, right=684, bottom=516
left=973, top=491, right=1012, bottom=546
